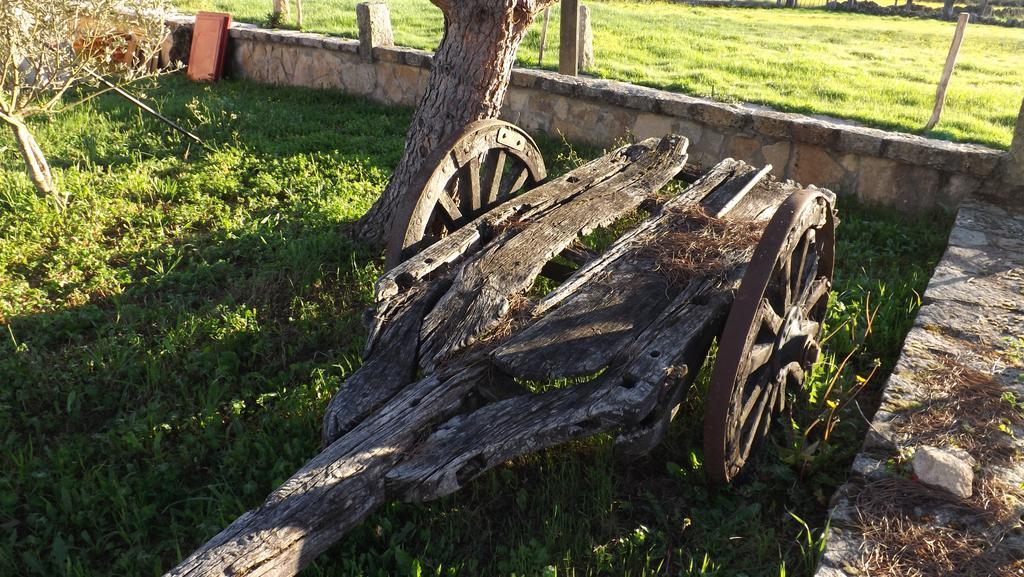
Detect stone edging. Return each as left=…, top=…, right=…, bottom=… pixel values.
left=164, top=15, right=1019, bottom=211
left=814, top=197, right=1024, bottom=576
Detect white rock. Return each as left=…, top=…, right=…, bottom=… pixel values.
left=912, top=446, right=975, bottom=498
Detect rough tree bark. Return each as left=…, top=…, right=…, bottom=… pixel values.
left=355, top=0, right=556, bottom=245
left=272, top=0, right=290, bottom=22
left=5, top=117, right=60, bottom=207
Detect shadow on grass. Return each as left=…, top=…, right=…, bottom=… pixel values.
left=0, top=73, right=956, bottom=577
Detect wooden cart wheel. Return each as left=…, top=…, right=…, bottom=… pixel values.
left=385, top=119, right=547, bottom=268
left=703, top=189, right=835, bottom=484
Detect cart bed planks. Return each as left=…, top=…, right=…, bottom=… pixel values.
left=165, top=134, right=828, bottom=577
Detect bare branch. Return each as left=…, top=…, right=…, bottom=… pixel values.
left=0, top=0, right=170, bottom=203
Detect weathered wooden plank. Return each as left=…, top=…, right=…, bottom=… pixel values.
left=417, top=136, right=689, bottom=373
left=322, top=280, right=450, bottom=443
left=526, top=158, right=753, bottom=319
left=387, top=281, right=733, bottom=503
left=386, top=376, right=660, bottom=503
left=492, top=159, right=773, bottom=380
left=615, top=181, right=807, bottom=457
left=492, top=164, right=799, bottom=455
left=707, top=163, right=772, bottom=218
left=165, top=365, right=486, bottom=577
left=613, top=295, right=729, bottom=459
left=374, top=137, right=676, bottom=305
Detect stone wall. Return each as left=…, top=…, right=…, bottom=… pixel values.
left=166, top=16, right=1019, bottom=211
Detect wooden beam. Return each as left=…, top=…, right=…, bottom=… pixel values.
left=559, top=0, right=579, bottom=76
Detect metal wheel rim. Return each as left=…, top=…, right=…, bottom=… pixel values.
left=703, top=189, right=835, bottom=484
left=385, top=119, right=546, bottom=268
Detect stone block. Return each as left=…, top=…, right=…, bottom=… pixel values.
left=958, top=149, right=1004, bottom=179
left=291, top=50, right=315, bottom=87
left=884, top=138, right=957, bottom=171
left=690, top=101, right=748, bottom=130
left=725, top=135, right=763, bottom=166
left=789, top=144, right=844, bottom=189
left=696, top=129, right=726, bottom=161
left=790, top=118, right=840, bottom=148
left=632, top=113, right=676, bottom=140
left=856, top=156, right=942, bottom=210
left=938, top=173, right=981, bottom=206
left=340, top=62, right=376, bottom=96
left=659, top=94, right=695, bottom=118
left=504, top=87, right=532, bottom=117
left=538, top=75, right=579, bottom=99
left=762, top=141, right=791, bottom=177
left=578, top=5, right=595, bottom=71
left=510, top=69, right=541, bottom=89
left=837, top=128, right=884, bottom=156
left=750, top=111, right=791, bottom=141
left=671, top=118, right=704, bottom=146
left=356, top=2, right=394, bottom=60
left=912, top=446, right=975, bottom=498
left=601, top=84, right=658, bottom=113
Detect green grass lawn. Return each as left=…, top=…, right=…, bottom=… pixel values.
left=173, top=0, right=1024, bottom=149
left=0, top=77, right=951, bottom=576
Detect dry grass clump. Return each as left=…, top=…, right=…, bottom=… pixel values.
left=853, top=477, right=1024, bottom=577
left=902, top=356, right=1022, bottom=465
left=638, top=205, right=765, bottom=287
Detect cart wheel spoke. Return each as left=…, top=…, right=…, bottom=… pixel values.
left=704, top=190, right=835, bottom=484
left=747, top=342, right=774, bottom=372
left=759, top=299, right=783, bottom=334
left=436, top=190, right=464, bottom=225
left=460, top=156, right=483, bottom=215
left=484, top=149, right=507, bottom=206
left=801, top=277, right=830, bottom=315
left=501, top=164, right=530, bottom=199
left=387, top=120, right=547, bottom=268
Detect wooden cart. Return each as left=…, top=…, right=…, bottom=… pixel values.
left=167, top=121, right=836, bottom=577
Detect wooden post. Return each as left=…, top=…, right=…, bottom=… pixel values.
left=925, top=13, right=969, bottom=131
left=356, top=2, right=394, bottom=61
left=538, top=8, right=550, bottom=66
left=559, top=0, right=579, bottom=76
left=272, top=0, right=289, bottom=23
left=578, top=5, right=594, bottom=71
left=295, top=0, right=303, bottom=29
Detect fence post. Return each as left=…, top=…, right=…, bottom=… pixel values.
left=559, top=0, right=580, bottom=76
left=925, top=12, right=969, bottom=131
left=356, top=2, right=394, bottom=61
left=578, top=5, right=595, bottom=72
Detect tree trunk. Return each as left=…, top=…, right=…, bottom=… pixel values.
left=272, top=0, right=290, bottom=23
left=355, top=0, right=553, bottom=246
left=7, top=118, right=62, bottom=208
